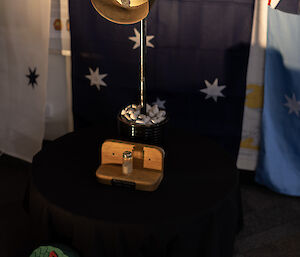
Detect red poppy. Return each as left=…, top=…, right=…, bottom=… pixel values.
left=49, top=251, right=58, bottom=257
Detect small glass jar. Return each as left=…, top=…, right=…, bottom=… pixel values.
left=122, top=151, right=133, bottom=175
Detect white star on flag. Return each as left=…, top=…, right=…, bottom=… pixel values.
left=85, top=67, right=107, bottom=91
left=284, top=93, right=300, bottom=117
left=129, top=28, right=155, bottom=49
left=199, top=78, right=226, bottom=102
left=152, top=97, right=166, bottom=109
left=269, top=0, right=281, bottom=9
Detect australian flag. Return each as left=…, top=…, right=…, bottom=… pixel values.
left=256, top=7, right=300, bottom=196
left=69, top=0, right=256, bottom=159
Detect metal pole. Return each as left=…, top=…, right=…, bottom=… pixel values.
left=140, top=19, right=147, bottom=114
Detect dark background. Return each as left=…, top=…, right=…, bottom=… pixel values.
left=69, top=0, right=299, bottom=162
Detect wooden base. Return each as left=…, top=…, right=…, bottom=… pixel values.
left=96, top=139, right=165, bottom=191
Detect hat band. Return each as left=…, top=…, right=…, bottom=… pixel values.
left=115, top=0, right=148, bottom=7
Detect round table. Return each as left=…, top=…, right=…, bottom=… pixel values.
left=29, top=125, right=241, bottom=257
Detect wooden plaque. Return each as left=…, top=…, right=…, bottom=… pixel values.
left=96, top=139, right=165, bottom=191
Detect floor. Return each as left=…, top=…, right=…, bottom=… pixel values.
left=234, top=182, right=300, bottom=257
left=1, top=153, right=300, bottom=257
left=0, top=154, right=32, bottom=257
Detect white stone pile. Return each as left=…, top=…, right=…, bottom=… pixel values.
left=120, top=104, right=166, bottom=125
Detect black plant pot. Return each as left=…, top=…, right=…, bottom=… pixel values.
left=117, top=112, right=169, bottom=146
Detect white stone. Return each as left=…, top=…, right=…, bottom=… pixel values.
left=146, top=103, right=151, bottom=113
left=149, top=111, right=155, bottom=118
left=143, top=116, right=150, bottom=123
left=138, top=114, right=146, bottom=119
left=156, top=117, right=164, bottom=123
left=121, top=109, right=126, bottom=116
left=157, top=110, right=166, bottom=118
left=151, top=118, right=159, bottom=124
left=127, top=108, right=134, bottom=114
left=135, top=120, right=145, bottom=124
left=152, top=104, right=159, bottom=115
left=130, top=112, right=138, bottom=120
left=124, top=114, right=131, bottom=120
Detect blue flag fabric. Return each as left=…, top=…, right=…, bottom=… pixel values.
left=69, top=0, right=255, bottom=157
left=256, top=7, right=300, bottom=196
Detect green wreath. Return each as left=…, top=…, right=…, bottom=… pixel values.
left=30, top=245, right=79, bottom=257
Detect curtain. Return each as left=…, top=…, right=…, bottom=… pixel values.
left=69, top=0, right=254, bottom=158
left=0, top=0, right=51, bottom=162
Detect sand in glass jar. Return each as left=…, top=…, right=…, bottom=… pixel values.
left=122, top=151, right=133, bottom=175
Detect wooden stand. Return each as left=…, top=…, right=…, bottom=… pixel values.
left=96, top=139, right=165, bottom=191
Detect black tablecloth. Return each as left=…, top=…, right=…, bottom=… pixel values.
left=29, top=125, right=241, bottom=257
